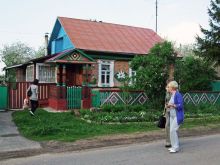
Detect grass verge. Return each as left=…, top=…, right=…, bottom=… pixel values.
left=12, top=109, right=220, bottom=142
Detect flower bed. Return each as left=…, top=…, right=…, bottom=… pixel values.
left=79, top=104, right=220, bottom=123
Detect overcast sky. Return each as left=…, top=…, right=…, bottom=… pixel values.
left=0, top=0, right=211, bottom=73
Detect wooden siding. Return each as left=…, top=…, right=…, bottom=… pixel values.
left=8, top=82, right=52, bottom=109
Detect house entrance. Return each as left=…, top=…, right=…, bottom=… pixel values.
left=66, top=64, right=83, bottom=86
left=66, top=64, right=91, bottom=109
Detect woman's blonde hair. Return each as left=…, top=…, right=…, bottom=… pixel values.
left=168, top=81, right=178, bottom=89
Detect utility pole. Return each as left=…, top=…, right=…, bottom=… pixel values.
left=156, top=0, right=158, bottom=33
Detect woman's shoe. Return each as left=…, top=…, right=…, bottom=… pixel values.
left=165, top=144, right=171, bottom=148
left=29, top=110, right=35, bottom=116
left=169, top=148, right=179, bottom=153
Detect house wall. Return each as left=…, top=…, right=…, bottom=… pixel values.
left=16, top=68, right=26, bottom=82
left=51, top=25, right=74, bottom=54
left=91, top=60, right=130, bottom=87
left=114, top=61, right=130, bottom=86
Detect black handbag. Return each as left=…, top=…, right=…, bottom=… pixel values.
left=157, top=115, right=166, bottom=128
left=27, top=87, right=32, bottom=97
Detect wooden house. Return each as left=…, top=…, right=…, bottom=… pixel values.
left=6, top=17, right=162, bottom=110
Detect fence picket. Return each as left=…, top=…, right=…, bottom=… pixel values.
left=67, top=86, right=82, bottom=109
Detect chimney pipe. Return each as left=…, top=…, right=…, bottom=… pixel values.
left=44, top=33, right=49, bottom=56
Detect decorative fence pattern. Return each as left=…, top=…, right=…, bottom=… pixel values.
left=67, top=86, right=82, bottom=109
left=183, top=92, right=220, bottom=105
left=92, top=90, right=148, bottom=107
left=8, top=82, right=50, bottom=109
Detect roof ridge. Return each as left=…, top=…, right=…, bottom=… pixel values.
left=57, top=16, right=154, bottom=32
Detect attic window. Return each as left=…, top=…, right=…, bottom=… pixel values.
left=55, top=37, right=63, bottom=53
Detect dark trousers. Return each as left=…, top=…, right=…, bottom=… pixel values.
left=30, top=100, right=39, bottom=113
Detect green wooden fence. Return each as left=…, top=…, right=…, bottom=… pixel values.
left=67, top=86, right=82, bottom=109
left=183, top=92, right=220, bottom=105
left=91, top=90, right=148, bottom=107
left=92, top=90, right=220, bottom=107
left=211, top=81, right=220, bottom=91
left=92, top=90, right=100, bottom=107
left=0, top=86, right=8, bottom=110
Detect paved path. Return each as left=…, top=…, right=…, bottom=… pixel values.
left=1, top=134, right=220, bottom=165
left=0, top=111, right=41, bottom=152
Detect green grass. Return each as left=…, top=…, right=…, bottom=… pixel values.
left=12, top=109, right=220, bottom=142
left=12, top=109, right=157, bottom=141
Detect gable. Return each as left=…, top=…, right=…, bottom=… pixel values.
left=46, top=49, right=95, bottom=64
left=48, top=19, right=74, bottom=55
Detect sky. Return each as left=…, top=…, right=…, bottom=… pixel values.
left=0, top=0, right=211, bottom=74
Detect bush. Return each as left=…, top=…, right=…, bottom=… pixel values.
left=184, top=104, right=220, bottom=118
left=79, top=105, right=162, bottom=123
left=79, top=104, right=220, bottom=123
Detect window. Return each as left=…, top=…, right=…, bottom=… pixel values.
left=26, top=65, right=34, bottom=82
left=129, top=67, right=136, bottom=85
left=55, top=37, right=63, bottom=53
left=36, top=64, right=56, bottom=83
left=98, top=60, right=114, bottom=87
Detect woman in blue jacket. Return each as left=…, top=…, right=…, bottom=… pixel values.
left=166, top=81, right=184, bottom=153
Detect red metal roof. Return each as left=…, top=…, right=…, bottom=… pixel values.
left=58, top=17, right=163, bottom=54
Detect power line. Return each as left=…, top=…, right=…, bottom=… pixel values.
left=156, top=0, right=158, bottom=33
left=0, top=29, right=46, bottom=36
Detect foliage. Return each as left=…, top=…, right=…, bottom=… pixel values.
left=195, top=0, right=220, bottom=65
left=80, top=105, right=161, bottom=123
left=35, top=46, right=46, bottom=58
left=0, top=42, right=36, bottom=66
left=0, top=74, right=6, bottom=85
left=131, top=41, right=175, bottom=105
left=175, top=56, right=217, bottom=92
left=184, top=104, right=220, bottom=118
left=80, top=104, right=220, bottom=123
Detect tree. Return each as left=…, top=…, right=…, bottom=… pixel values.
left=0, top=42, right=36, bottom=67
left=35, top=46, right=46, bottom=58
left=175, top=56, right=217, bottom=92
left=176, top=44, right=195, bottom=57
left=195, top=0, right=220, bottom=65
left=131, top=41, right=175, bottom=104
left=0, top=74, right=5, bottom=85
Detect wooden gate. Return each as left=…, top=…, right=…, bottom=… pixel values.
left=67, top=86, right=82, bottom=109
left=0, top=86, right=8, bottom=110
left=67, top=86, right=92, bottom=109
left=82, top=86, right=91, bottom=109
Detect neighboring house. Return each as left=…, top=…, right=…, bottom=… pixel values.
left=5, top=17, right=162, bottom=110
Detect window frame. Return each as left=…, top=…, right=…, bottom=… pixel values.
left=26, top=65, right=34, bottom=82
left=129, top=67, right=136, bottom=85
left=36, top=63, right=56, bottom=83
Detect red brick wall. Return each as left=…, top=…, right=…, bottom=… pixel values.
left=48, top=85, right=67, bottom=110
left=114, top=61, right=129, bottom=87
left=90, top=60, right=130, bottom=87
left=48, top=98, right=67, bottom=110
